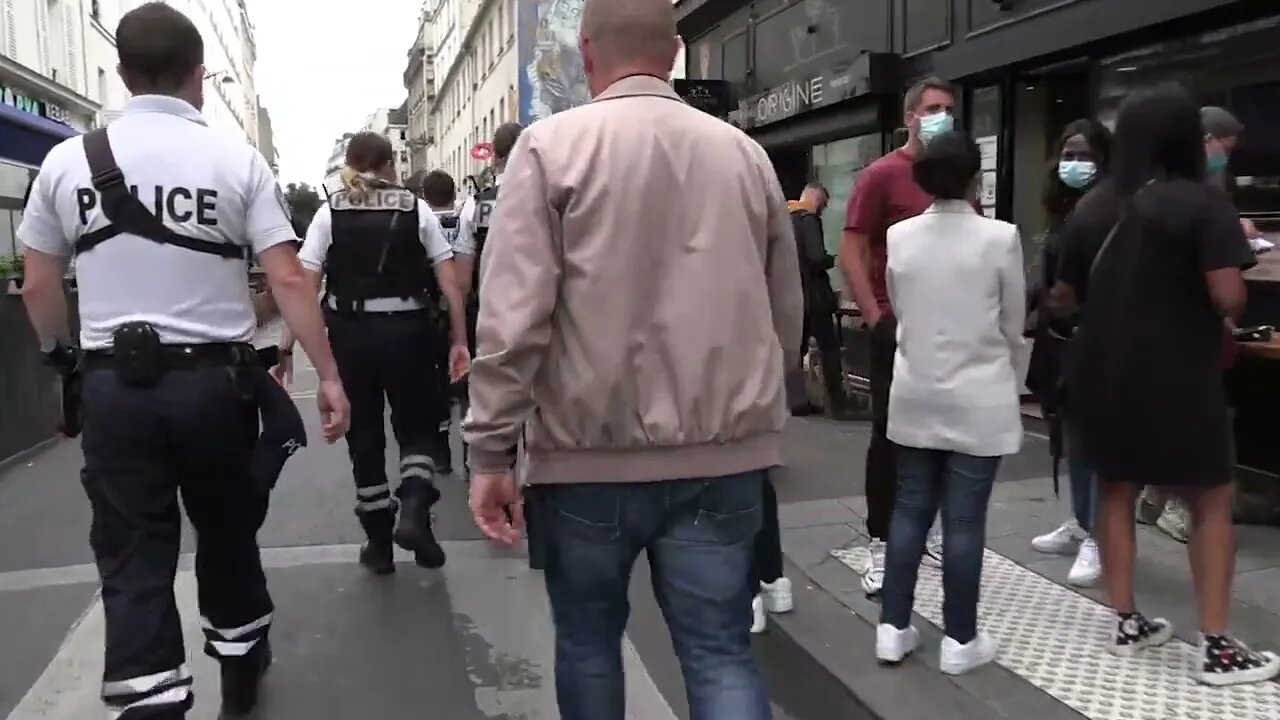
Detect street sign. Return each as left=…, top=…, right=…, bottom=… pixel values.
left=471, top=143, right=494, bottom=161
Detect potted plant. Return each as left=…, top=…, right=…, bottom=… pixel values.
left=0, top=253, right=23, bottom=292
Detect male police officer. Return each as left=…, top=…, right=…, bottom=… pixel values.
left=455, top=122, right=522, bottom=459
left=286, top=133, right=470, bottom=574
left=422, top=169, right=469, bottom=473
left=17, top=4, right=350, bottom=718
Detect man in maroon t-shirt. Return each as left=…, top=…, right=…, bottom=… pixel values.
left=839, top=76, right=958, bottom=596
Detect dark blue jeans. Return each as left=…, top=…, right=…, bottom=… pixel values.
left=880, top=447, right=999, bottom=644
left=540, top=471, right=772, bottom=720
left=1066, top=429, right=1097, bottom=535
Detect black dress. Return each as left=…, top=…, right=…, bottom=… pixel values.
left=1059, top=179, right=1255, bottom=487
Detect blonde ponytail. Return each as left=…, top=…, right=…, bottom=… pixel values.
left=341, top=165, right=383, bottom=203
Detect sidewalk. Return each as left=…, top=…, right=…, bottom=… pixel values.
left=774, top=479, right=1280, bottom=720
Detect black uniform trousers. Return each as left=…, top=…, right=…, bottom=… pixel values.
left=326, top=309, right=446, bottom=524
left=865, top=316, right=899, bottom=541
left=80, top=366, right=273, bottom=719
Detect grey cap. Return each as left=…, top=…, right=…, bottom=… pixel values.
left=1201, top=106, right=1244, bottom=139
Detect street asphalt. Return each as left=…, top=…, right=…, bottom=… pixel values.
left=6, top=345, right=1056, bottom=719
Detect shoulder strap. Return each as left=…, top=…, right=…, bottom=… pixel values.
left=75, top=129, right=247, bottom=261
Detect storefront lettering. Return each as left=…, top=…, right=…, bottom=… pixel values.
left=0, top=84, right=71, bottom=125
left=752, top=76, right=824, bottom=126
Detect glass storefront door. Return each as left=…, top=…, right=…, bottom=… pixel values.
left=812, top=133, right=885, bottom=294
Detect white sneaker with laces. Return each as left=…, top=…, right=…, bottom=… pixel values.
left=750, top=595, right=767, bottom=634
left=1032, top=519, right=1084, bottom=555
left=862, top=539, right=886, bottom=596
left=760, top=577, right=793, bottom=614
left=1157, top=501, right=1190, bottom=544
left=940, top=632, right=999, bottom=675
left=1067, top=537, right=1102, bottom=587
left=876, top=624, right=920, bottom=664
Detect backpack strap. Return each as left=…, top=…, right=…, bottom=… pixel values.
left=74, top=129, right=248, bottom=261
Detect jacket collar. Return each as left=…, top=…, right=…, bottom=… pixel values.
left=592, top=74, right=681, bottom=103
left=924, top=199, right=977, bottom=215
left=122, top=95, right=207, bottom=126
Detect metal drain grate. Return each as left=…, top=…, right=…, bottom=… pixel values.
left=830, top=546, right=1280, bottom=720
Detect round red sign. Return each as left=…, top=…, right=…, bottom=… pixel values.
left=471, top=143, right=494, bottom=161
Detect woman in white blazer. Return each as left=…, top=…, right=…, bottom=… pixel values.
left=874, top=131, right=1025, bottom=676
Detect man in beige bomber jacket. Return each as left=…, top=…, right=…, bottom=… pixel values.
left=461, top=0, right=803, bottom=717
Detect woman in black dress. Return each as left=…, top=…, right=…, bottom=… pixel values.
left=1056, top=84, right=1278, bottom=686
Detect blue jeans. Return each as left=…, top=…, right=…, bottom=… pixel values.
left=880, top=447, right=1000, bottom=644
left=1067, top=430, right=1097, bottom=534
left=540, top=472, right=772, bottom=720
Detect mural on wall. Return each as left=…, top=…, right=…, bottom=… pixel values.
left=518, top=0, right=591, bottom=125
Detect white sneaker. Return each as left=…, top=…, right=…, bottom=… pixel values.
left=1156, top=501, right=1190, bottom=544
left=876, top=623, right=920, bottom=664
left=760, top=577, right=793, bottom=614
left=750, top=595, right=767, bottom=634
left=922, top=528, right=943, bottom=568
left=862, top=539, right=886, bottom=596
left=1032, top=520, right=1084, bottom=555
left=940, top=632, right=999, bottom=675
left=1067, top=537, right=1102, bottom=587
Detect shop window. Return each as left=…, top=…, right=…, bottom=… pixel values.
left=812, top=134, right=885, bottom=292
left=753, top=0, right=850, bottom=91
left=722, top=32, right=748, bottom=94
left=1099, top=14, right=1280, bottom=218
left=688, top=38, right=722, bottom=80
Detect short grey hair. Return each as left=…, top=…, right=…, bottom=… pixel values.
left=1201, top=106, right=1244, bottom=139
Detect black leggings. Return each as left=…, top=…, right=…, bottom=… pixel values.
left=750, top=475, right=783, bottom=589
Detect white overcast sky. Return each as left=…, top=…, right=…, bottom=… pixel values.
left=251, top=0, right=422, bottom=187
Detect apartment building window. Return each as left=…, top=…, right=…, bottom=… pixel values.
left=497, top=1, right=505, bottom=45
left=97, top=68, right=107, bottom=106
left=499, top=97, right=506, bottom=123
left=489, top=108, right=495, bottom=135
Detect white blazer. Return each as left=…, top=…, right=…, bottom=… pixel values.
left=885, top=200, right=1026, bottom=457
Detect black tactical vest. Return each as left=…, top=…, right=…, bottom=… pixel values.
left=471, top=185, right=499, bottom=293
left=324, top=185, right=438, bottom=311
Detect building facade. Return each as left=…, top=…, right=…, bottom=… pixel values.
left=84, top=0, right=130, bottom=126
left=117, top=0, right=259, bottom=146
left=257, top=97, right=277, bottom=175
left=677, top=0, right=1280, bottom=475
left=404, top=2, right=436, bottom=176
left=430, top=0, right=517, bottom=190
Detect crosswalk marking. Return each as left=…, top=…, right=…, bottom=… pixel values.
left=5, top=543, right=677, bottom=720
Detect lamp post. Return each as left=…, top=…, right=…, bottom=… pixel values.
left=203, top=71, right=236, bottom=85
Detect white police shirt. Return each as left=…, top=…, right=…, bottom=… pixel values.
left=454, top=171, right=502, bottom=257
left=431, top=207, right=470, bottom=258
left=300, top=197, right=453, bottom=313
left=18, top=95, right=295, bottom=351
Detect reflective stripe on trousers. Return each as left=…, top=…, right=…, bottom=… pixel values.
left=201, top=611, right=273, bottom=658
left=103, top=665, right=194, bottom=718
left=355, top=482, right=394, bottom=514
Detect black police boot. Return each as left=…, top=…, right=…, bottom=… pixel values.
left=357, top=509, right=397, bottom=575
left=395, top=479, right=446, bottom=568
left=220, top=637, right=272, bottom=716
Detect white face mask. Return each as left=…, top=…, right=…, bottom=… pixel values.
left=918, top=112, right=954, bottom=145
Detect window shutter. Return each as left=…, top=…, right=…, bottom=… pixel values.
left=37, top=1, right=50, bottom=74
left=63, top=2, right=78, bottom=90
left=3, top=0, right=16, bottom=58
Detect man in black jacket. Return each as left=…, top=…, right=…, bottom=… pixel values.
left=789, top=183, right=846, bottom=417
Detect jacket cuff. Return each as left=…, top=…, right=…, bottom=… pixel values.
left=469, top=445, right=518, bottom=474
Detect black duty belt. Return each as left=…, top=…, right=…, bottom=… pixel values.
left=83, top=342, right=261, bottom=371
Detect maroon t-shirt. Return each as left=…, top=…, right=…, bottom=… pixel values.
left=843, top=148, right=934, bottom=313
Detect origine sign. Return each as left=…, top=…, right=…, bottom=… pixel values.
left=752, top=76, right=824, bottom=127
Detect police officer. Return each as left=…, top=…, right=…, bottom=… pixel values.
left=420, top=169, right=470, bottom=473
left=16, top=4, right=351, bottom=718
left=456, top=123, right=522, bottom=456
left=284, top=133, right=470, bottom=574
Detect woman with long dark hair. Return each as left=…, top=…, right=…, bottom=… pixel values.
left=1027, top=118, right=1111, bottom=588
left=1055, top=84, right=1278, bottom=685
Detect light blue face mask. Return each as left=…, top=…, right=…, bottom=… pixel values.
left=1057, top=160, right=1097, bottom=189
left=1207, top=149, right=1229, bottom=175
left=918, top=112, right=954, bottom=145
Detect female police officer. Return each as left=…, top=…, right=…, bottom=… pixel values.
left=280, top=132, right=470, bottom=573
